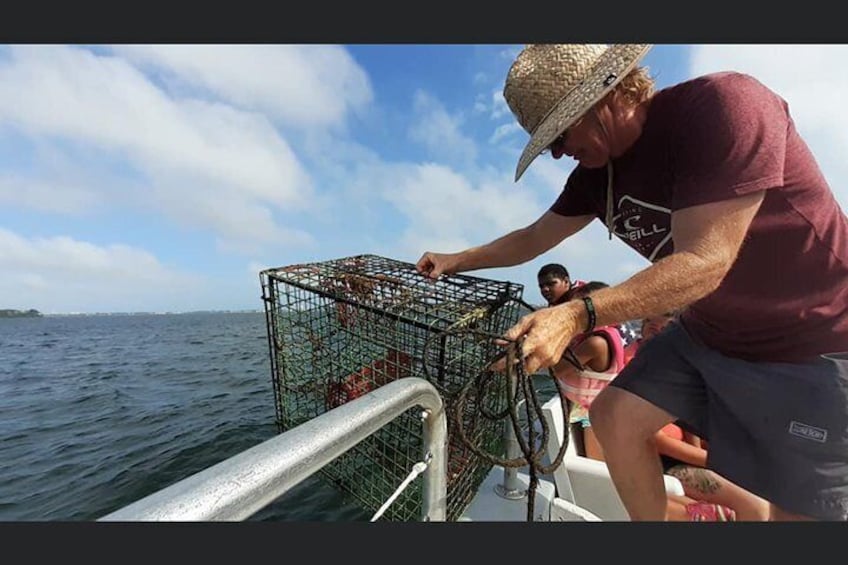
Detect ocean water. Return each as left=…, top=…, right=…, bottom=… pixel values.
left=0, top=312, right=371, bottom=521
left=0, top=309, right=603, bottom=521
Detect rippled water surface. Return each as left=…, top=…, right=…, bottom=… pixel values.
left=0, top=312, right=371, bottom=521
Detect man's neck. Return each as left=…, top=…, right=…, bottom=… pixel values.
left=609, top=97, right=652, bottom=158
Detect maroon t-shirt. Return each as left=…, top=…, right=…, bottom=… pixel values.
left=550, top=71, right=848, bottom=362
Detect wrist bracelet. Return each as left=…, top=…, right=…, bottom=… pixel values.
left=582, top=296, right=596, bottom=333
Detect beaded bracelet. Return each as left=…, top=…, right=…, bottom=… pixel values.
left=582, top=296, right=596, bottom=333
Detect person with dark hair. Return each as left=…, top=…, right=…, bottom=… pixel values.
left=417, top=44, right=848, bottom=521
left=538, top=262, right=570, bottom=281
left=536, top=263, right=577, bottom=306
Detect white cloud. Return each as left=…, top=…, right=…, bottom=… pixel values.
left=248, top=260, right=274, bottom=276
left=407, top=91, right=477, bottom=165
left=163, top=186, right=316, bottom=254
left=382, top=162, right=545, bottom=259
left=490, top=89, right=511, bottom=120
left=499, top=47, right=521, bottom=62
left=0, top=46, right=311, bottom=204
left=0, top=228, right=201, bottom=313
left=0, top=174, right=100, bottom=215
left=489, top=122, right=522, bottom=144
left=111, top=44, right=374, bottom=130
left=0, top=46, right=380, bottom=253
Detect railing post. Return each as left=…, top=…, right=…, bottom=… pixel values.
left=421, top=406, right=448, bottom=521
left=495, top=392, right=526, bottom=500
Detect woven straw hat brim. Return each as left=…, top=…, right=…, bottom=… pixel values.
left=514, top=44, right=652, bottom=181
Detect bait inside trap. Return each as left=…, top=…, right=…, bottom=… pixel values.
left=260, top=254, right=524, bottom=520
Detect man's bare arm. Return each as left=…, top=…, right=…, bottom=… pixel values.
left=458, top=211, right=593, bottom=271
left=501, top=190, right=766, bottom=374
left=418, top=211, right=593, bottom=278
left=579, top=190, right=766, bottom=330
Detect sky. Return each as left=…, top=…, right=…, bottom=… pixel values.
left=1, top=44, right=847, bottom=314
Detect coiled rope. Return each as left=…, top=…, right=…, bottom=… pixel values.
left=421, top=298, right=584, bottom=521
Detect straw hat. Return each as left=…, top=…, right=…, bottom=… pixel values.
left=503, top=44, right=652, bottom=181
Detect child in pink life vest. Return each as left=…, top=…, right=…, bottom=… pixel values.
left=550, top=281, right=624, bottom=461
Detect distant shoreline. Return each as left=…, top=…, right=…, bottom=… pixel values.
left=0, top=309, right=43, bottom=319
left=43, top=310, right=264, bottom=317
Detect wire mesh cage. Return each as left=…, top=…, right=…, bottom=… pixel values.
left=260, top=254, right=524, bottom=521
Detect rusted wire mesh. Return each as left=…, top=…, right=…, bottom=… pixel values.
left=260, top=254, right=524, bottom=521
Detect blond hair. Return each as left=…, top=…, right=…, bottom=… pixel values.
left=610, top=66, right=655, bottom=106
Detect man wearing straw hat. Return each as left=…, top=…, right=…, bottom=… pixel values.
left=416, top=44, right=848, bottom=521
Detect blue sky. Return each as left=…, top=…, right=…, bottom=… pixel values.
left=2, top=44, right=847, bottom=314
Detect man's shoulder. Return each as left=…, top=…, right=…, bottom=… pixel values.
left=661, top=71, right=777, bottom=103
left=666, top=70, right=758, bottom=87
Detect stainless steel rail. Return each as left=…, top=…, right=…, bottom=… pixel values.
left=99, top=378, right=448, bottom=521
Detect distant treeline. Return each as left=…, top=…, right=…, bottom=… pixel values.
left=0, top=309, right=43, bottom=318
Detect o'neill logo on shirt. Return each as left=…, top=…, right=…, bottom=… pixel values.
left=788, top=420, right=828, bottom=443
left=611, top=195, right=673, bottom=261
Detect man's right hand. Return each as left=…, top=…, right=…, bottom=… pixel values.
left=416, top=252, right=460, bottom=280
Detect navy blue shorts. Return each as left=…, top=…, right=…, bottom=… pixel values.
left=610, top=321, right=848, bottom=520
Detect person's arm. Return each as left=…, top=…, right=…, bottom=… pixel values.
left=499, top=191, right=765, bottom=374
left=550, top=334, right=609, bottom=379
left=575, top=190, right=765, bottom=328
left=417, top=211, right=593, bottom=279
left=654, top=431, right=708, bottom=468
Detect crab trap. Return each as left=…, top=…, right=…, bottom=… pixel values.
left=260, top=254, right=524, bottom=521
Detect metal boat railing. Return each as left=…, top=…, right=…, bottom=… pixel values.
left=98, top=378, right=448, bottom=521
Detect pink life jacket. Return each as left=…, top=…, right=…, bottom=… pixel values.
left=558, top=325, right=625, bottom=410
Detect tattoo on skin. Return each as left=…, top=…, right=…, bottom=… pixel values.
left=668, top=465, right=721, bottom=495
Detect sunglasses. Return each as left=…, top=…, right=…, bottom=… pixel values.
left=544, top=114, right=587, bottom=154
